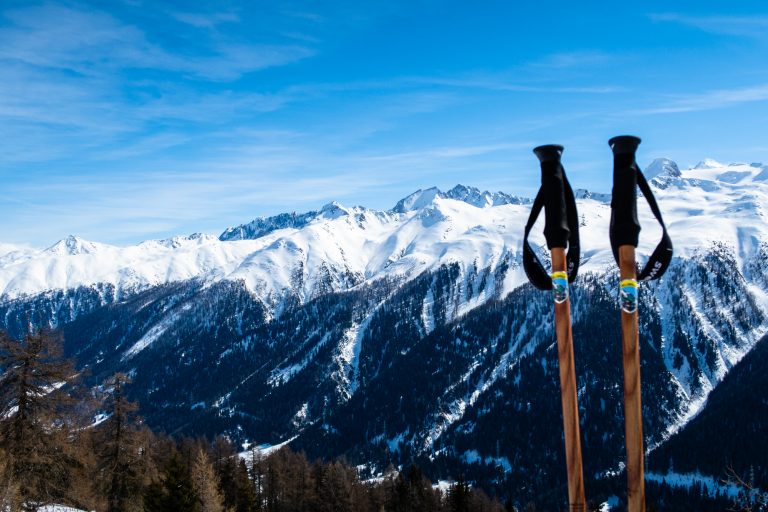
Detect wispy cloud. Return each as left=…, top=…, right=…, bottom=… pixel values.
left=168, top=10, right=240, bottom=29
left=636, top=83, right=768, bottom=114
left=358, top=142, right=531, bottom=163
left=0, top=130, right=539, bottom=245
left=528, top=50, right=616, bottom=69
left=1, top=160, right=395, bottom=245
left=0, top=4, right=315, bottom=81
left=133, top=90, right=291, bottom=122
left=0, top=3, right=319, bottom=165
left=650, top=13, right=768, bottom=38
left=414, top=77, right=623, bottom=94
left=286, top=75, right=624, bottom=96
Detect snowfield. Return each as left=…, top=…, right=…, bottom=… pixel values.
left=2, top=160, right=766, bottom=313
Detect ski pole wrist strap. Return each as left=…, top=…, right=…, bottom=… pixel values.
left=609, top=169, right=674, bottom=281
left=523, top=171, right=581, bottom=290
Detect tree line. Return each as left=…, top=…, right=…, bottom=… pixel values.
left=4, top=329, right=751, bottom=512
left=0, top=329, right=512, bottom=512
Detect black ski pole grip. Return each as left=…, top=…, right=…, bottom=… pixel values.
left=533, top=144, right=569, bottom=249
left=609, top=135, right=642, bottom=248
left=524, top=144, right=580, bottom=288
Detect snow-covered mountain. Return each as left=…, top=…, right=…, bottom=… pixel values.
left=2, top=162, right=766, bottom=306
left=1, top=160, right=767, bottom=502
left=0, top=187, right=533, bottom=307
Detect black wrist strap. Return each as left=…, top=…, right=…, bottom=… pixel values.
left=523, top=174, right=581, bottom=290
left=610, top=170, right=673, bottom=280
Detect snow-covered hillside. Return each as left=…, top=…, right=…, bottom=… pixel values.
left=2, top=161, right=766, bottom=312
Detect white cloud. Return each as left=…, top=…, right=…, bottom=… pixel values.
left=637, top=83, right=768, bottom=114
left=0, top=4, right=315, bottom=80
left=0, top=3, right=313, bottom=163
left=649, top=13, right=768, bottom=38
left=528, top=50, right=616, bottom=69
left=169, top=10, right=240, bottom=29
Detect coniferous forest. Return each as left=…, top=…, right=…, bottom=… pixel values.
left=0, top=329, right=512, bottom=511
left=2, top=329, right=763, bottom=511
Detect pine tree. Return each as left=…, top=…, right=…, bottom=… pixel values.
left=404, top=464, right=440, bottom=512
left=247, top=444, right=265, bottom=508
left=447, top=475, right=471, bottom=512
left=0, top=329, right=85, bottom=509
left=219, top=454, right=257, bottom=512
left=144, top=453, right=199, bottom=512
left=314, top=461, right=354, bottom=512
left=94, top=373, right=155, bottom=512
left=191, top=448, right=225, bottom=512
left=234, top=459, right=257, bottom=512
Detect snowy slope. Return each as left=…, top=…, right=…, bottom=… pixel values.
left=1, top=165, right=767, bottom=312
left=0, top=189, right=533, bottom=304
left=650, top=160, right=767, bottom=264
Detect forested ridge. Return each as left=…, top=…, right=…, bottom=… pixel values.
left=2, top=329, right=764, bottom=511
left=0, top=329, right=512, bottom=511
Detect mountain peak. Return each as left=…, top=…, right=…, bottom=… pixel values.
left=392, top=185, right=529, bottom=213
left=319, top=201, right=351, bottom=219
left=444, top=184, right=493, bottom=207
left=694, top=158, right=723, bottom=169
left=391, top=187, right=442, bottom=213
left=645, top=158, right=681, bottom=180
left=45, top=235, right=100, bottom=256
left=152, top=233, right=216, bottom=249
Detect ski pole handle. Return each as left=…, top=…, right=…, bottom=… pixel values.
left=533, top=144, right=570, bottom=249
left=609, top=135, right=673, bottom=281
left=523, top=145, right=581, bottom=289
left=609, top=135, right=642, bottom=249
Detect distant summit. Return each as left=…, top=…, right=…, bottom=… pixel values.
left=645, top=158, right=681, bottom=180
left=44, top=235, right=102, bottom=256
left=222, top=184, right=530, bottom=241
left=694, top=158, right=723, bottom=169
left=391, top=184, right=529, bottom=213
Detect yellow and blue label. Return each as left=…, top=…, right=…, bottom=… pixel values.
left=551, top=271, right=568, bottom=304
left=620, top=279, right=638, bottom=314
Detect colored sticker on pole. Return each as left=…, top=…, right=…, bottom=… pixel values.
left=551, top=271, right=568, bottom=304
left=620, top=279, right=638, bottom=314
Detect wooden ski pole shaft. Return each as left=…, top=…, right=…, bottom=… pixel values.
left=551, top=248, right=586, bottom=512
left=609, top=135, right=647, bottom=512
left=529, top=144, right=587, bottom=510
left=619, top=246, right=645, bottom=512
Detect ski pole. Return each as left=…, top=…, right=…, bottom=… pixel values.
left=608, top=135, right=673, bottom=512
left=524, top=145, right=586, bottom=511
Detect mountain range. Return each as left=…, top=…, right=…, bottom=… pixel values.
left=1, top=158, right=766, bottom=507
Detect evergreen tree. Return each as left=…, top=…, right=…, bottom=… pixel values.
left=191, top=448, right=225, bottom=512
left=235, top=459, right=258, bottom=512
left=95, top=373, right=154, bottom=512
left=144, top=453, right=199, bottom=512
left=405, top=464, right=440, bottom=511
left=314, top=460, right=355, bottom=512
left=219, top=457, right=258, bottom=512
left=447, top=475, right=471, bottom=512
left=0, top=329, right=88, bottom=510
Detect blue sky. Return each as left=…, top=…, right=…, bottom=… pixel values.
left=2, top=1, right=768, bottom=246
